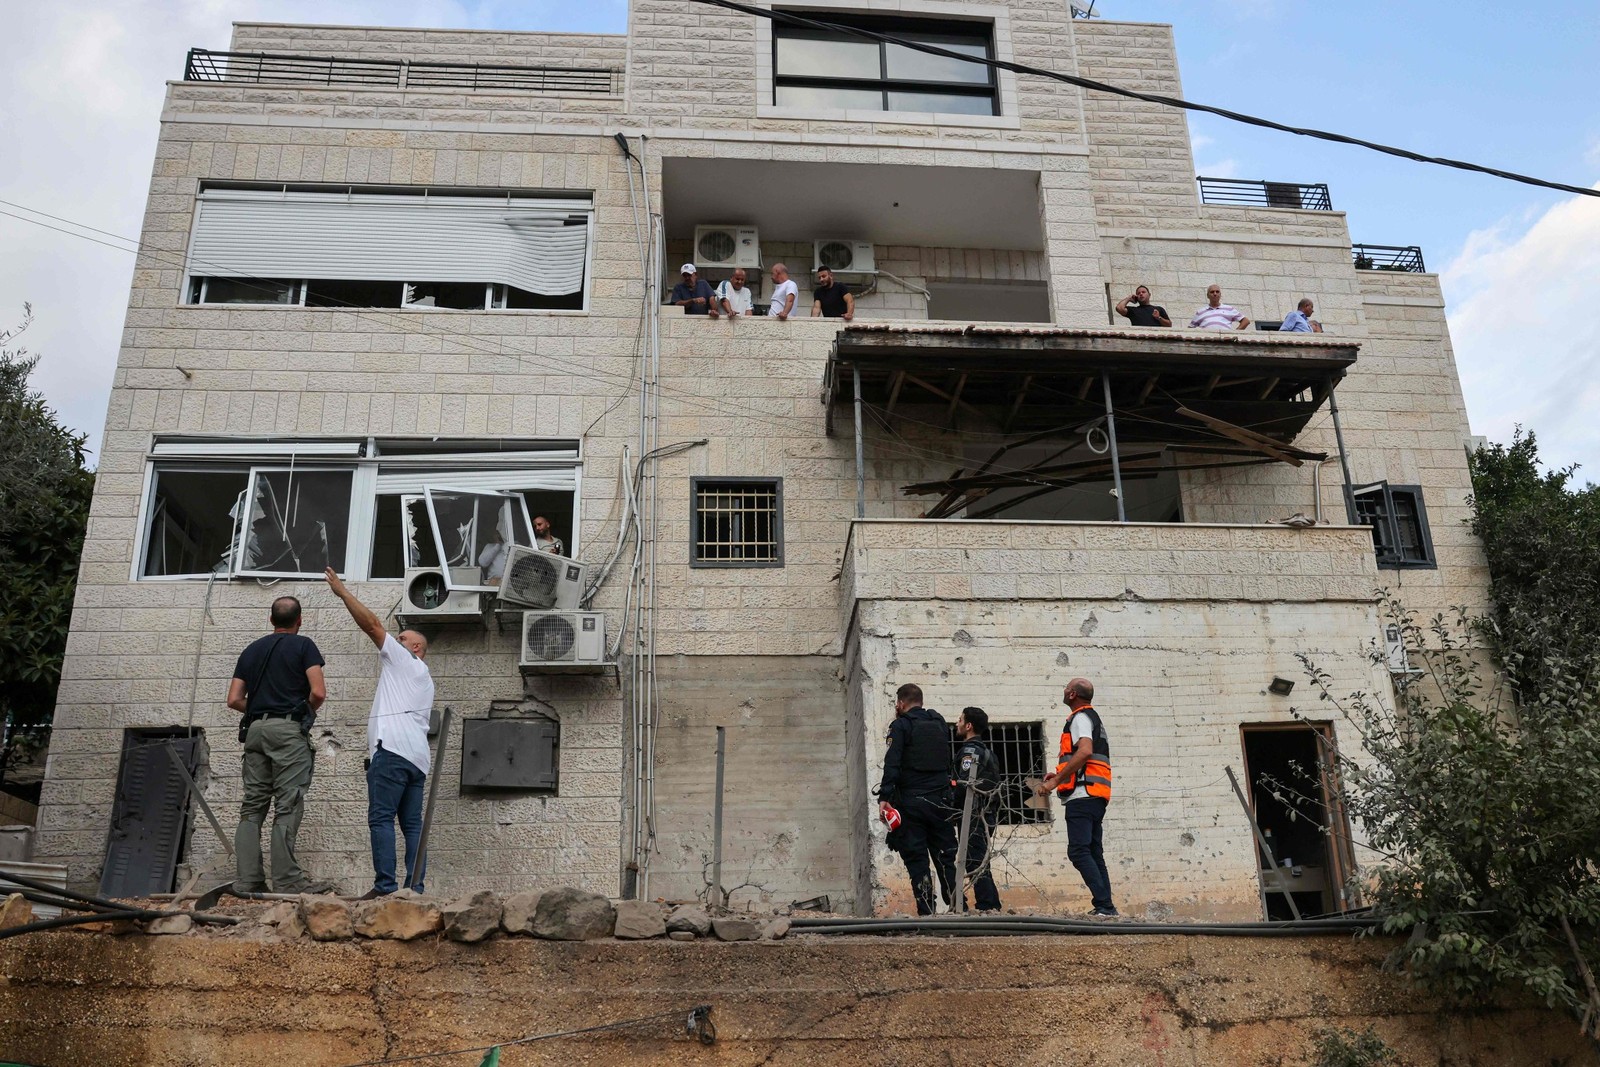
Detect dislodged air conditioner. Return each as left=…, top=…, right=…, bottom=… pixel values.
left=403, top=567, right=483, bottom=616
left=520, top=610, right=607, bottom=669
left=694, top=225, right=762, bottom=270
left=497, top=546, right=586, bottom=610
left=813, top=239, right=875, bottom=275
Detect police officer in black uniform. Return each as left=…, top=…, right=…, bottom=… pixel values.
left=953, top=706, right=1003, bottom=912
left=877, top=682, right=959, bottom=915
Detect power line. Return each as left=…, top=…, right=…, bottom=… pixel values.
left=692, top=0, right=1600, bottom=201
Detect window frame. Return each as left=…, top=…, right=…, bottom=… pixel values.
left=422, top=487, right=537, bottom=593
left=690, top=476, right=785, bottom=569
left=231, top=465, right=361, bottom=580
left=133, top=437, right=583, bottom=583
left=1352, top=481, right=1436, bottom=569
left=772, top=12, right=998, bottom=118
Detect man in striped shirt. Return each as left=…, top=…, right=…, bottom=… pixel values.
left=1189, top=284, right=1252, bottom=330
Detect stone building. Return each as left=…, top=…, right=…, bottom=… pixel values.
left=36, top=1, right=1486, bottom=918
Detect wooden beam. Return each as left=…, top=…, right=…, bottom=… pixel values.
left=1077, top=376, right=1095, bottom=401
left=946, top=372, right=969, bottom=427
left=1175, top=405, right=1305, bottom=466
left=903, top=373, right=991, bottom=425
left=884, top=370, right=906, bottom=417
left=1136, top=375, right=1159, bottom=405
left=1202, top=373, right=1221, bottom=398
left=1004, top=375, right=1033, bottom=432
left=1259, top=376, right=1280, bottom=401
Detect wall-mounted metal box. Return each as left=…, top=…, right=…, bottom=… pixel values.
left=459, top=718, right=558, bottom=792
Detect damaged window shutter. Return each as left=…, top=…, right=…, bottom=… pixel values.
left=101, top=733, right=199, bottom=898
left=189, top=188, right=593, bottom=297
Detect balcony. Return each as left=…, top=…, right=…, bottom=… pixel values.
left=182, top=47, right=619, bottom=95
left=1351, top=244, right=1426, bottom=273
left=1197, top=177, right=1333, bottom=212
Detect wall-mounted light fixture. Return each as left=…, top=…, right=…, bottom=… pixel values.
left=1268, top=676, right=1295, bottom=696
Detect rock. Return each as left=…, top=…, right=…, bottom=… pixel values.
left=530, top=887, right=615, bottom=941
left=444, top=891, right=502, bottom=943
left=353, top=890, right=443, bottom=941
left=666, top=904, right=712, bottom=936
left=71, top=918, right=139, bottom=935
left=299, top=894, right=353, bottom=941
left=501, top=891, right=542, bottom=935
left=261, top=901, right=306, bottom=939
left=668, top=930, right=696, bottom=942
left=612, top=900, right=667, bottom=940
left=146, top=913, right=193, bottom=936
left=763, top=917, right=791, bottom=941
left=712, top=917, right=762, bottom=942
left=0, top=893, right=33, bottom=931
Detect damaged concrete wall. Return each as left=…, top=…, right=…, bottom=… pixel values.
left=648, top=655, right=853, bottom=911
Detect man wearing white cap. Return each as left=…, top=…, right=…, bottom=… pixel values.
left=670, top=263, right=718, bottom=316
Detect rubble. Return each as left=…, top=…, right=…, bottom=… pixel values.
left=298, top=895, right=353, bottom=941
left=145, top=914, right=193, bottom=936
left=0, top=894, right=33, bottom=930
left=443, top=891, right=502, bottom=943
left=353, top=890, right=443, bottom=941
left=612, top=900, right=667, bottom=940
left=500, top=890, right=542, bottom=935
left=529, top=887, right=615, bottom=941
left=666, top=904, right=712, bottom=937
left=712, top=917, right=762, bottom=942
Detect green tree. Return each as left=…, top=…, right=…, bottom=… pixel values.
left=0, top=304, right=94, bottom=756
left=1467, top=428, right=1600, bottom=704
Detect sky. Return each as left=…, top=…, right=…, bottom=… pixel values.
left=2, top=0, right=1598, bottom=476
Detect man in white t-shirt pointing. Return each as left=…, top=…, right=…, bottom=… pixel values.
left=325, top=567, right=436, bottom=899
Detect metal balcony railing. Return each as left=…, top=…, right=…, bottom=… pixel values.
left=183, top=48, right=618, bottom=95
left=1351, top=244, right=1426, bottom=273
left=1197, top=177, right=1333, bottom=212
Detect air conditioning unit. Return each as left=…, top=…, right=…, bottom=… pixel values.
left=694, top=225, right=762, bottom=269
left=813, top=238, right=876, bottom=275
left=403, top=567, right=482, bottom=616
left=498, top=546, right=586, bottom=610
left=520, top=611, right=607, bottom=668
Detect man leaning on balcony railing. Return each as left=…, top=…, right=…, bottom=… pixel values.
left=1189, top=284, right=1252, bottom=331
left=1278, top=298, right=1324, bottom=334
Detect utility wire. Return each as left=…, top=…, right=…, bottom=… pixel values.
left=690, top=0, right=1600, bottom=201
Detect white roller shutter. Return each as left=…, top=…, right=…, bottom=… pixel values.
left=189, top=188, right=592, bottom=297
left=375, top=468, right=577, bottom=494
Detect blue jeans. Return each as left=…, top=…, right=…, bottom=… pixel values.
left=367, top=746, right=426, bottom=894
left=1065, top=796, right=1114, bottom=912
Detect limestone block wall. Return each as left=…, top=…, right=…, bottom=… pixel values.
left=842, top=519, right=1389, bottom=918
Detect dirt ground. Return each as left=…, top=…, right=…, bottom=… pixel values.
left=0, top=925, right=1595, bottom=1066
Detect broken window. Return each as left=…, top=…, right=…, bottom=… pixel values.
left=186, top=277, right=302, bottom=305
left=234, top=468, right=354, bottom=578
left=422, top=488, right=534, bottom=592
left=1353, top=482, right=1435, bottom=568
left=141, top=467, right=251, bottom=577
left=403, top=282, right=492, bottom=310
left=949, top=721, right=1050, bottom=827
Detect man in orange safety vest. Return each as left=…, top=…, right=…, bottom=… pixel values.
left=1036, top=677, right=1116, bottom=916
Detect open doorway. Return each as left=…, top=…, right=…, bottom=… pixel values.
left=1240, top=722, right=1357, bottom=918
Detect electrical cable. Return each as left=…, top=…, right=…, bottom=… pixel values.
left=334, top=1005, right=714, bottom=1067
left=688, top=0, right=1600, bottom=201
left=789, top=914, right=1378, bottom=937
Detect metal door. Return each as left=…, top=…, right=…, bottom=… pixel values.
left=100, top=730, right=199, bottom=897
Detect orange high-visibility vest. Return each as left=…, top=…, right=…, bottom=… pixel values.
left=1055, top=706, right=1111, bottom=801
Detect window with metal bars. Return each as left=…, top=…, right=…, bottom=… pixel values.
left=773, top=13, right=998, bottom=117
left=691, top=478, right=784, bottom=567
left=1353, top=482, right=1435, bottom=568
left=951, top=721, right=1050, bottom=827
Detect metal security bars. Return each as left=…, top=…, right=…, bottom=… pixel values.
left=1197, top=177, right=1333, bottom=212
left=950, top=722, right=1050, bottom=827
left=1351, top=244, right=1426, bottom=272
left=691, top=478, right=783, bottom=567
left=183, top=48, right=618, bottom=95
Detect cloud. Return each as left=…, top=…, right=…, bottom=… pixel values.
left=0, top=1, right=625, bottom=462
left=1442, top=187, right=1600, bottom=480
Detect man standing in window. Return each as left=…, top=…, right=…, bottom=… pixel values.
left=810, top=266, right=855, bottom=321
left=767, top=263, right=800, bottom=320
left=1037, top=678, right=1117, bottom=916
left=533, top=515, right=564, bottom=555
left=228, top=595, right=334, bottom=894
left=953, top=706, right=1003, bottom=913
left=325, top=568, right=436, bottom=898
left=670, top=263, right=716, bottom=315
left=877, top=683, right=958, bottom=915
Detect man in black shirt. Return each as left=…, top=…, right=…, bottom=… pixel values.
left=811, top=266, right=855, bottom=320
left=877, top=682, right=957, bottom=915
left=1115, top=285, right=1171, bottom=327
left=227, top=595, right=333, bottom=894
left=669, top=263, right=717, bottom=315
left=953, top=706, right=1003, bottom=912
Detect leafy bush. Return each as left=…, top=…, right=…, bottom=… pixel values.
left=1311, top=1025, right=1399, bottom=1067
